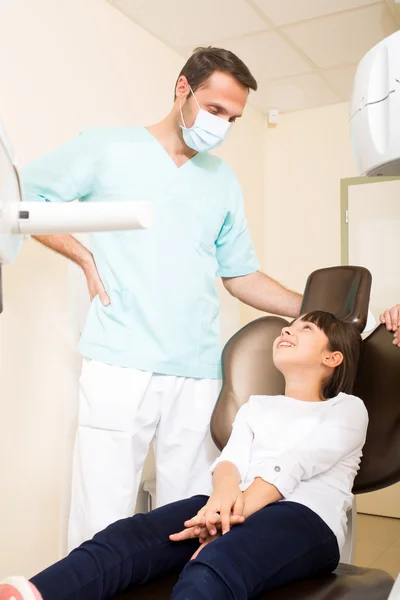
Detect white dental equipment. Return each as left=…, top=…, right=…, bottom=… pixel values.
left=349, top=29, right=400, bottom=334
left=350, top=29, right=400, bottom=176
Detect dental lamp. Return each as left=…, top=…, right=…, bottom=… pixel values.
left=0, top=121, right=154, bottom=312
left=350, top=29, right=400, bottom=176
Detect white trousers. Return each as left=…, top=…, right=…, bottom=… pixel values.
left=67, top=358, right=221, bottom=551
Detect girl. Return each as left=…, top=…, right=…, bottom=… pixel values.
left=0, top=311, right=368, bottom=600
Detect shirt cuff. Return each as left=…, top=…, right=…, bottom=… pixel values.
left=210, top=456, right=221, bottom=474
left=254, top=459, right=300, bottom=498
left=217, top=264, right=259, bottom=278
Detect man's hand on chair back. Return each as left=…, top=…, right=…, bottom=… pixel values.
left=380, top=305, right=400, bottom=347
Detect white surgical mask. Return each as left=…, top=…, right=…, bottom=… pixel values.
left=180, top=86, right=232, bottom=152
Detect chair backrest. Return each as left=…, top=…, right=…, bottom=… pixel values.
left=353, top=325, right=400, bottom=492
left=210, top=265, right=400, bottom=494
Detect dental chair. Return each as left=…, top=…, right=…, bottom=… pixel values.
left=115, top=265, right=399, bottom=600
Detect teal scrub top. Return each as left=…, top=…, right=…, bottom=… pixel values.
left=22, top=127, right=259, bottom=379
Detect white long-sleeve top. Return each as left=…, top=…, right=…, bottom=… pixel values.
left=212, top=392, right=369, bottom=550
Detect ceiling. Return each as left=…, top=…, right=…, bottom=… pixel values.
left=107, top=0, right=399, bottom=114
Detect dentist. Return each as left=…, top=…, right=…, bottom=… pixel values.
left=22, top=46, right=302, bottom=550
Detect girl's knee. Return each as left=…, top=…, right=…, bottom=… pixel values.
left=173, top=560, right=234, bottom=600
left=176, top=546, right=247, bottom=599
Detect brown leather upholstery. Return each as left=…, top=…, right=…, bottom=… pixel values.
left=114, top=266, right=396, bottom=600
left=353, top=324, right=400, bottom=493
left=300, top=265, right=372, bottom=331
left=211, top=316, right=287, bottom=450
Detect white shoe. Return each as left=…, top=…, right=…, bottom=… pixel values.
left=0, top=577, right=38, bottom=600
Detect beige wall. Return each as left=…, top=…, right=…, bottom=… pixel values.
left=216, top=111, right=267, bottom=327
left=0, top=0, right=265, bottom=578
left=264, top=102, right=358, bottom=297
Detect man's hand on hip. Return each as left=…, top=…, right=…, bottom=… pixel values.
left=32, top=233, right=111, bottom=307
left=84, top=261, right=110, bottom=306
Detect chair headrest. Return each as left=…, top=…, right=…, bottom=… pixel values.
left=301, top=266, right=371, bottom=331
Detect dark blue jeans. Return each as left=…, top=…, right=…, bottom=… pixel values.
left=31, top=496, right=340, bottom=600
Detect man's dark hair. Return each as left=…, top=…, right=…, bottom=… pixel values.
left=174, top=46, right=258, bottom=100
left=298, top=311, right=362, bottom=399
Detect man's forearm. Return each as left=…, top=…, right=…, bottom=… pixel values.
left=242, top=478, right=283, bottom=518
left=223, top=271, right=302, bottom=318
left=34, top=234, right=110, bottom=304
left=33, top=234, right=94, bottom=271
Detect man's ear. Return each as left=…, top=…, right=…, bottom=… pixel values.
left=175, top=75, right=190, bottom=101
left=322, top=351, right=343, bottom=369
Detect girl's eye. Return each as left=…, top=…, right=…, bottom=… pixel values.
left=303, top=324, right=311, bottom=330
